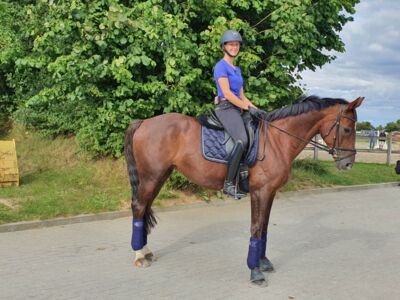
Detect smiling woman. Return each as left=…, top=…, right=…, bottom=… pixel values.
left=213, top=29, right=258, bottom=198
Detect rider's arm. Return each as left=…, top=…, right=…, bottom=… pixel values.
left=218, top=77, right=249, bottom=110
left=240, top=88, right=257, bottom=109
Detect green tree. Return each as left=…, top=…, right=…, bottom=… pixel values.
left=0, top=1, right=27, bottom=133
left=385, top=120, right=400, bottom=132
left=2, top=0, right=359, bottom=156
left=356, top=121, right=374, bottom=131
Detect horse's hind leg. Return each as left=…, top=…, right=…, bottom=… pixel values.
left=131, top=195, right=153, bottom=268
left=132, top=170, right=172, bottom=268
left=124, top=118, right=175, bottom=268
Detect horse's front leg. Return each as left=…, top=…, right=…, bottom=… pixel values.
left=247, top=186, right=276, bottom=286
left=258, top=189, right=275, bottom=273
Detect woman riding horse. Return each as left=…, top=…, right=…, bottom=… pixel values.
left=214, top=30, right=257, bottom=198
left=124, top=30, right=364, bottom=286
left=125, top=93, right=364, bottom=286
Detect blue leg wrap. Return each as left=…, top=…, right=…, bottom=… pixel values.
left=131, top=219, right=146, bottom=251
left=260, top=233, right=267, bottom=258
left=247, top=237, right=263, bottom=269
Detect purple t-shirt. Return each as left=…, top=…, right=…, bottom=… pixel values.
left=214, top=59, right=243, bottom=98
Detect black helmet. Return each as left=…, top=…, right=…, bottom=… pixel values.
left=221, top=30, right=242, bottom=47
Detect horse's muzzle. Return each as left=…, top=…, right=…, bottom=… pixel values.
left=336, top=157, right=354, bottom=170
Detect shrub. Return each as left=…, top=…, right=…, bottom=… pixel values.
left=2, top=0, right=358, bottom=156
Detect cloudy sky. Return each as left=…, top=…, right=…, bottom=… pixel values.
left=300, top=0, right=400, bottom=127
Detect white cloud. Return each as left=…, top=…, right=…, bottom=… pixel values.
left=301, top=0, right=400, bottom=127
left=368, top=43, right=383, bottom=53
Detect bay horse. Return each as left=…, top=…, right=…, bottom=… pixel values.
left=124, top=95, right=364, bottom=286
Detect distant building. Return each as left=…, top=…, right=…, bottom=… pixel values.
left=359, top=130, right=373, bottom=136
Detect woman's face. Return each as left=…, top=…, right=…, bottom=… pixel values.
left=224, top=41, right=241, bottom=57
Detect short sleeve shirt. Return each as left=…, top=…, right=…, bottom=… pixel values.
left=213, top=59, right=243, bottom=98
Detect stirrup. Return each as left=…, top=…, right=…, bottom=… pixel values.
left=223, top=181, right=246, bottom=199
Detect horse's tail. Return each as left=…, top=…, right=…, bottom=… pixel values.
left=124, top=119, right=157, bottom=234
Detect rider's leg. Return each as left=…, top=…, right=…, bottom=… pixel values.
left=215, top=103, right=248, bottom=198
left=224, top=140, right=246, bottom=198
left=215, top=102, right=249, bottom=150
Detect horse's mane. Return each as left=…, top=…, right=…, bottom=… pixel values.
left=262, top=95, right=349, bottom=122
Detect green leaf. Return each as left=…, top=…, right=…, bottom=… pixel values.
left=2, top=0, right=359, bottom=156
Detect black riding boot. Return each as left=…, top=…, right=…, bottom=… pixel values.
left=223, top=141, right=246, bottom=199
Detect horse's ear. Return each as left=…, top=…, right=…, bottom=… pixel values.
left=345, top=97, right=364, bottom=112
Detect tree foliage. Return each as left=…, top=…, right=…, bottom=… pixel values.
left=0, top=1, right=27, bottom=130
left=385, top=119, right=400, bottom=132
left=0, top=0, right=359, bottom=156
left=356, top=121, right=374, bottom=131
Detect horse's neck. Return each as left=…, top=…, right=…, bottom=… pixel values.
left=270, top=112, right=323, bottom=161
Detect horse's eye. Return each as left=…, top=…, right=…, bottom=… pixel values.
left=343, top=127, right=351, bottom=134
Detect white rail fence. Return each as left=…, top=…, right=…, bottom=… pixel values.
left=307, top=133, right=400, bottom=165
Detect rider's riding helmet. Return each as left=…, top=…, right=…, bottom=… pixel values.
left=220, top=30, right=243, bottom=47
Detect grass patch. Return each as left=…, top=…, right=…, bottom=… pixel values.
left=0, top=166, right=128, bottom=223
left=0, top=124, right=399, bottom=224
left=0, top=124, right=211, bottom=224
left=282, top=159, right=399, bottom=192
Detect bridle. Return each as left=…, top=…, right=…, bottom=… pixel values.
left=256, top=104, right=357, bottom=162
left=320, top=104, right=357, bottom=161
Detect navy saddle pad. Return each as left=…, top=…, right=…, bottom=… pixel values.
left=200, top=123, right=260, bottom=167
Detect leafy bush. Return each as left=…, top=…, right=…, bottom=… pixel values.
left=0, top=114, right=11, bottom=138
left=0, top=1, right=26, bottom=128
left=1, top=0, right=359, bottom=156
left=166, top=170, right=200, bottom=192
left=385, top=120, right=400, bottom=132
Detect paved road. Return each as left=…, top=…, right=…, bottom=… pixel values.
left=1, top=186, right=399, bottom=300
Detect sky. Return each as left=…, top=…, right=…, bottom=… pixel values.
left=300, top=0, right=400, bottom=127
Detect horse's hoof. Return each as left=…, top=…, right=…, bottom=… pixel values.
left=250, top=268, right=268, bottom=287
left=134, top=257, right=152, bottom=268
left=260, top=257, right=274, bottom=272
left=145, top=252, right=154, bottom=262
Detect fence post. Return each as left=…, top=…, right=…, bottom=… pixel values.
left=386, top=133, right=392, bottom=165
left=313, top=134, right=320, bottom=160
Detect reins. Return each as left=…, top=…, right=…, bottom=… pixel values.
left=255, top=104, right=357, bottom=162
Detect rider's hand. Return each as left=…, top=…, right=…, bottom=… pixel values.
left=248, top=107, right=263, bottom=119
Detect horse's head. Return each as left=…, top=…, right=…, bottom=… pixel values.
left=320, top=97, right=364, bottom=170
